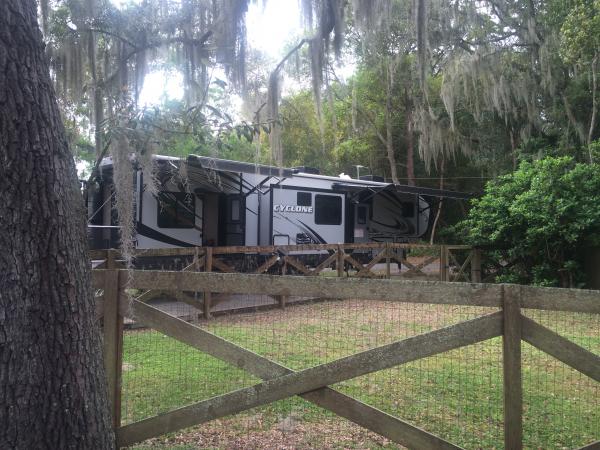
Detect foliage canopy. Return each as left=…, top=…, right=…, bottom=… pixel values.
left=42, top=0, right=600, bottom=272
left=457, top=149, right=600, bottom=287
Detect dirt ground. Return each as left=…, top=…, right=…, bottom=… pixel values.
left=135, top=415, right=400, bottom=450
left=142, top=256, right=442, bottom=321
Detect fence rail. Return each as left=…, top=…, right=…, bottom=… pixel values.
left=90, top=242, right=482, bottom=281
left=92, top=243, right=482, bottom=318
left=92, top=268, right=600, bottom=449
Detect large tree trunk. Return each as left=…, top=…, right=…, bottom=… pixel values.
left=0, top=2, right=114, bottom=449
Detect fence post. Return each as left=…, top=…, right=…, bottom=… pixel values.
left=103, top=268, right=124, bottom=429
left=107, top=248, right=116, bottom=269
left=193, top=246, right=200, bottom=271
left=385, top=242, right=391, bottom=278
left=471, top=248, right=482, bottom=283
left=277, top=259, right=287, bottom=309
left=203, top=247, right=213, bottom=319
left=502, top=285, right=523, bottom=450
left=337, top=244, right=344, bottom=277
left=440, top=245, right=448, bottom=281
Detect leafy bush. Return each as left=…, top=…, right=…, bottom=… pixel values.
left=457, top=154, right=600, bottom=287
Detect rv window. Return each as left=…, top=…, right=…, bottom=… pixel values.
left=157, top=192, right=195, bottom=228
left=297, top=192, right=312, bottom=206
left=315, top=195, right=342, bottom=225
left=230, top=198, right=240, bottom=222
left=402, top=202, right=415, bottom=218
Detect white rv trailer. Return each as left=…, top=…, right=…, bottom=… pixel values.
left=87, top=154, right=470, bottom=251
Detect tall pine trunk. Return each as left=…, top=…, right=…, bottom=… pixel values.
left=404, top=88, right=415, bottom=186
left=0, top=1, right=114, bottom=449
left=385, top=60, right=399, bottom=184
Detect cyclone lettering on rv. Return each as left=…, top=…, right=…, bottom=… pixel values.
left=273, top=204, right=314, bottom=213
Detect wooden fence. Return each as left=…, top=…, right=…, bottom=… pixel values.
left=92, top=268, right=600, bottom=449
left=90, top=242, right=481, bottom=281
left=91, top=243, right=482, bottom=318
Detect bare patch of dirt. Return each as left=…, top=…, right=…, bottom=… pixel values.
left=206, top=298, right=496, bottom=337
left=137, top=416, right=402, bottom=449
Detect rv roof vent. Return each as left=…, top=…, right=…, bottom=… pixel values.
left=359, top=175, right=384, bottom=182
left=292, top=166, right=320, bottom=175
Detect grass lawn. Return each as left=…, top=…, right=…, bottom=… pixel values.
left=121, top=299, right=600, bottom=449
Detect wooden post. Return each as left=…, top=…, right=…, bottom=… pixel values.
left=471, top=248, right=482, bottom=283
left=337, top=244, right=344, bottom=277
left=503, top=286, right=523, bottom=450
left=103, top=269, right=124, bottom=429
left=385, top=243, right=391, bottom=279
left=194, top=247, right=201, bottom=319
left=277, top=259, right=287, bottom=309
left=440, top=245, right=448, bottom=282
left=193, top=246, right=200, bottom=271
left=107, top=249, right=116, bottom=270
left=203, top=247, right=213, bottom=319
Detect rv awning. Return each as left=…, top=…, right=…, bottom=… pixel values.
left=331, top=182, right=472, bottom=200
left=187, top=155, right=294, bottom=178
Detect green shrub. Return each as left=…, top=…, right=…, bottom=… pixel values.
left=456, top=154, right=600, bottom=287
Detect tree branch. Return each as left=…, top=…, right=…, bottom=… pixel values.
left=77, top=27, right=138, bottom=49
left=100, top=30, right=214, bottom=89
left=273, top=38, right=308, bottom=75
left=328, top=67, right=389, bottom=152
left=588, top=52, right=598, bottom=154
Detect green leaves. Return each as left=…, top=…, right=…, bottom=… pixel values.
left=560, top=0, right=600, bottom=64
left=458, top=151, right=600, bottom=287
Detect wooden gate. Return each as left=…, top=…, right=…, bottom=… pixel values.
left=93, top=269, right=600, bottom=449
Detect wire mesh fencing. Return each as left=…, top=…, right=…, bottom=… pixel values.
left=521, top=308, right=600, bottom=448
left=115, top=285, right=598, bottom=449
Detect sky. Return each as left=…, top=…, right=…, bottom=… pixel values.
left=111, top=1, right=355, bottom=106
left=77, top=1, right=308, bottom=175
left=246, top=1, right=303, bottom=58
left=138, top=0, right=304, bottom=105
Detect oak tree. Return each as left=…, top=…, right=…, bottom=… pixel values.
left=0, top=1, right=114, bottom=448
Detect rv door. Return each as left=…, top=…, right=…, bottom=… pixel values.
left=353, top=203, right=369, bottom=243
left=222, top=195, right=245, bottom=246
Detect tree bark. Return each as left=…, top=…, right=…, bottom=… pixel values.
left=0, top=1, right=114, bottom=449
left=510, top=128, right=517, bottom=170
left=404, top=88, right=415, bottom=186
left=429, top=157, right=445, bottom=245
left=385, top=60, right=399, bottom=184
left=588, top=51, right=598, bottom=158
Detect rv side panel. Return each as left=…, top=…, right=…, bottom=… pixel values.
left=244, top=192, right=259, bottom=246
left=136, top=189, right=203, bottom=249
left=259, top=189, right=272, bottom=246
left=270, top=185, right=345, bottom=245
